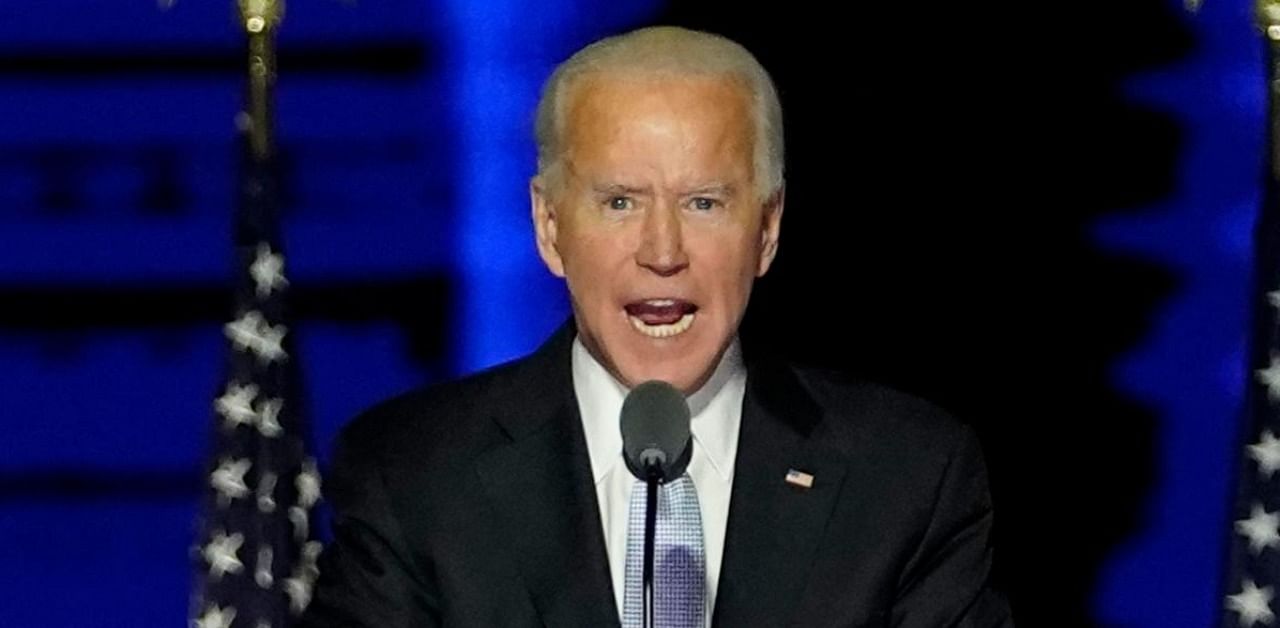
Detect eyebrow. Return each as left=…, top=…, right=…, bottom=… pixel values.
left=591, top=183, right=650, bottom=196
left=683, top=184, right=736, bottom=197
left=588, top=183, right=738, bottom=197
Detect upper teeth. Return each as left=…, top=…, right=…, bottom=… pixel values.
left=645, top=299, right=676, bottom=307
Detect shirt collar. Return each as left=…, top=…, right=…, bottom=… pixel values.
left=572, top=336, right=746, bottom=485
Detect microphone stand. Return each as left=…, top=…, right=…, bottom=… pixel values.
left=643, top=466, right=659, bottom=628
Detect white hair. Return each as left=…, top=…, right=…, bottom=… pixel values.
left=533, top=26, right=784, bottom=201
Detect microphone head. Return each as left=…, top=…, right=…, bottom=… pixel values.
left=620, top=380, right=693, bottom=482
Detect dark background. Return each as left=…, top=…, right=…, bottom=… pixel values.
left=0, top=0, right=1255, bottom=625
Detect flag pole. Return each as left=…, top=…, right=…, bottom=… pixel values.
left=239, top=0, right=283, bottom=162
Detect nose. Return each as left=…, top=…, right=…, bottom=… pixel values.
left=635, top=204, right=689, bottom=276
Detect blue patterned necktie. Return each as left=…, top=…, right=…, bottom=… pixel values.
left=621, top=474, right=706, bottom=628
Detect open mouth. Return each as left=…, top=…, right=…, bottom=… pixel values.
left=624, top=299, right=698, bottom=338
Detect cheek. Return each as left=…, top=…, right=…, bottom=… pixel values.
left=561, top=219, right=635, bottom=261
left=561, top=237, right=628, bottom=307
left=694, top=234, right=760, bottom=290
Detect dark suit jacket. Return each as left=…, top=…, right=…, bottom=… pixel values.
left=301, top=324, right=1013, bottom=627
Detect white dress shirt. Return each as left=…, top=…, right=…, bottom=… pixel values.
left=571, top=336, right=746, bottom=626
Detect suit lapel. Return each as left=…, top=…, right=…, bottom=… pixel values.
left=713, top=360, right=848, bottom=627
left=469, top=326, right=846, bottom=626
left=473, top=324, right=621, bottom=627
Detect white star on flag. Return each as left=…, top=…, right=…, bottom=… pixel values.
left=202, top=530, right=245, bottom=580
left=215, top=382, right=259, bottom=429
left=225, top=311, right=268, bottom=353
left=296, top=458, right=322, bottom=509
left=254, top=320, right=288, bottom=364
left=193, top=604, right=237, bottom=628
left=1228, top=579, right=1276, bottom=627
left=1268, top=290, right=1280, bottom=310
left=210, top=458, right=252, bottom=507
left=289, top=506, right=309, bottom=543
left=284, top=571, right=314, bottom=615
left=1258, top=357, right=1280, bottom=403
left=255, top=397, right=284, bottom=438
left=250, top=242, right=289, bottom=298
left=223, top=311, right=289, bottom=364
left=284, top=541, right=324, bottom=615
left=257, top=471, right=277, bottom=513
left=1251, top=431, right=1280, bottom=479
left=255, top=546, right=274, bottom=589
left=302, top=540, right=322, bottom=571
left=1237, top=503, right=1280, bottom=554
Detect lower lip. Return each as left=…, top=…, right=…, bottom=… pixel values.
left=628, top=312, right=695, bottom=338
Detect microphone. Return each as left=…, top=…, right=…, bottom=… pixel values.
left=619, top=380, right=692, bottom=628
left=620, top=380, right=693, bottom=482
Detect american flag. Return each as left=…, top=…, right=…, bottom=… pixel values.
left=785, top=468, right=815, bottom=489
left=1219, top=21, right=1280, bottom=627
left=190, top=16, right=321, bottom=623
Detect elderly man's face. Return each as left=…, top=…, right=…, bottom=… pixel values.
left=532, top=73, right=782, bottom=394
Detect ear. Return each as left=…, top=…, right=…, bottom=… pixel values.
left=531, top=177, right=566, bottom=278
left=756, top=183, right=785, bottom=277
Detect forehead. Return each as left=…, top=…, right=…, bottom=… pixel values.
left=560, top=72, right=755, bottom=170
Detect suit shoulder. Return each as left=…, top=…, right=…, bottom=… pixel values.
left=789, top=365, right=974, bottom=454
left=332, top=355, right=532, bottom=468
left=783, top=366, right=992, bottom=519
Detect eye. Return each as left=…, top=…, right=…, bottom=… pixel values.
left=607, top=196, right=634, bottom=210
left=690, top=197, right=720, bottom=211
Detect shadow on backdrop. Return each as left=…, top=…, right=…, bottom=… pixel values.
left=654, top=2, right=1192, bottom=625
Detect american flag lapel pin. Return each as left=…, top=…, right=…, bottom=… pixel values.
left=785, top=468, right=814, bottom=489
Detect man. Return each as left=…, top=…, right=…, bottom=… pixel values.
left=302, top=26, right=1012, bottom=627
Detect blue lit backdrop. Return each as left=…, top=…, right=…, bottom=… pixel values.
left=0, top=1, right=1258, bottom=626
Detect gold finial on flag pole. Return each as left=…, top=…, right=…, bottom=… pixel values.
left=239, top=0, right=284, bottom=34
left=1258, top=0, right=1280, bottom=182
left=1261, top=0, right=1280, bottom=40
left=237, top=0, right=284, bottom=160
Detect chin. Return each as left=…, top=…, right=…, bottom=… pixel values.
left=616, top=350, right=718, bottom=395
left=579, top=309, right=729, bottom=394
